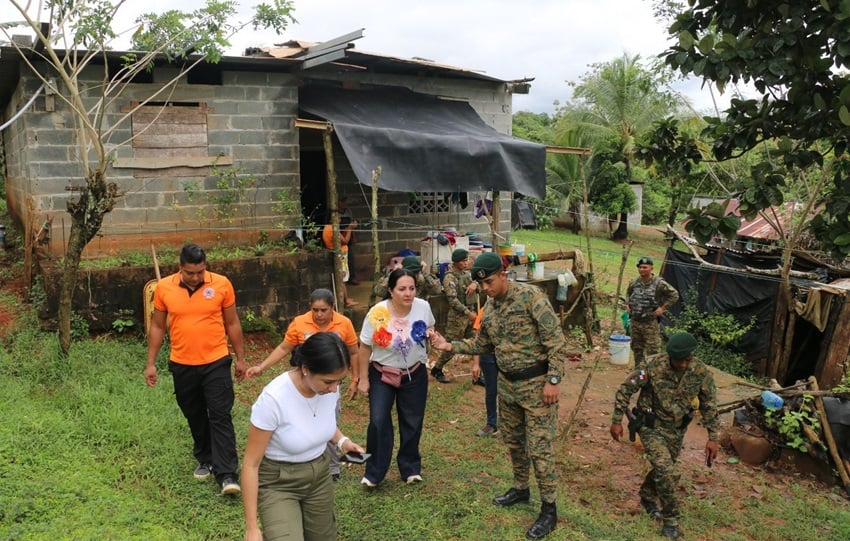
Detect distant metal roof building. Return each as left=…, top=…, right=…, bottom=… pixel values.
left=736, top=201, right=811, bottom=241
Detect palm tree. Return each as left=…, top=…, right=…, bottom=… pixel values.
left=555, top=53, right=679, bottom=238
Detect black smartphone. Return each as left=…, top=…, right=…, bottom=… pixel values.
left=342, top=452, right=371, bottom=464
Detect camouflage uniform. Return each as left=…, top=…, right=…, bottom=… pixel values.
left=627, top=276, right=679, bottom=368
left=371, top=272, right=443, bottom=303
left=433, top=267, right=477, bottom=371
left=611, top=353, right=719, bottom=529
left=452, top=282, right=567, bottom=504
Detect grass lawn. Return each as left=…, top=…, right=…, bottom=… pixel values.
left=2, top=225, right=849, bottom=540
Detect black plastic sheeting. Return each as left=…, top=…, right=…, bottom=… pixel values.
left=299, top=85, right=547, bottom=198
left=661, top=247, right=782, bottom=361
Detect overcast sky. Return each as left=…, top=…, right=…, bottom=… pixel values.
left=228, top=0, right=727, bottom=115
left=10, top=0, right=728, bottom=115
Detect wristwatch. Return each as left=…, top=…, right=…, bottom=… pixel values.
left=548, top=375, right=560, bottom=385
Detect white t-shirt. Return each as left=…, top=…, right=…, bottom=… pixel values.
left=250, top=371, right=338, bottom=462
left=360, top=298, right=435, bottom=369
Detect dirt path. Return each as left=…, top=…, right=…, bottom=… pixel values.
left=429, top=341, right=840, bottom=540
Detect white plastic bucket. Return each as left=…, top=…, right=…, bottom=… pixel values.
left=609, top=334, right=631, bottom=365
left=512, top=244, right=525, bottom=256
left=531, top=262, right=545, bottom=280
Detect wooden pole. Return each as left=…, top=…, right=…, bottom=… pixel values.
left=560, top=353, right=601, bottom=441
left=370, top=167, right=382, bottom=279
left=507, top=252, right=579, bottom=265
left=808, top=376, right=850, bottom=497
left=612, top=241, right=633, bottom=334
left=322, top=127, right=344, bottom=311
left=491, top=190, right=502, bottom=246
left=368, top=167, right=382, bottom=307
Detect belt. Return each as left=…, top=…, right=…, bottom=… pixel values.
left=371, top=361, right=422, bottom=373
left=501, top=362, right=549, bottom=382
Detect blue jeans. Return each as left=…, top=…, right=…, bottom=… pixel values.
left=365, top=362, right=428, bottom=484
left=480, top=354, right=498, bottom=428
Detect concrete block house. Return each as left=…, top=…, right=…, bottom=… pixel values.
left=0, top=32, right=546, bottom=329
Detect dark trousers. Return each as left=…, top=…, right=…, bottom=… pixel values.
left=169, top=356, right=238, bottom=483
left=364, top=362, right=428, bottom=484
left=480, top=354, right=498, bottom=427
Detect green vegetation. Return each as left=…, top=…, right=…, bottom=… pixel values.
left=667, top=287, right=757, bottom=379
left=764, top=396, right=822, bottom=454
left=2, top=228, right=850, bottom=539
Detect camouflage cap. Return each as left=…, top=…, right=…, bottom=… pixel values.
left=637, top=256, right=654, bottom=266
left=666, top=332, right=698, bottom=360
left=451, top=248, right=470, bottom=262
left=402, top=256, right=422, bottom=273
left=471, top=252, right=504, bottom=280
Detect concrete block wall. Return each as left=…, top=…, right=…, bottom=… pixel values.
left=4, top=64, right=301, bottom=257
left=38, top=251, right=336, bottom=334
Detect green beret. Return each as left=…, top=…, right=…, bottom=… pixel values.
left=402, top=256, right=422, bottom=273
left=471, top=252, right=504, bottom=280
left=666, top=332, right=698, bottom=360
left=452, top=249, right=469, bottom=263
left=637, top=256, right=653, bottom=266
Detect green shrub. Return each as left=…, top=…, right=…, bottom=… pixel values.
left=668, top=286, right=756, bottom=377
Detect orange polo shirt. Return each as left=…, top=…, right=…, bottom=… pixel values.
left=153, top=270, right=236, bottom=365
left=322, top=224, right=349, bottom=253
left=284, top=310, right=358, bottom=347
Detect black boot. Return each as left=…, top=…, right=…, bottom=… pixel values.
left=661, top=525, right=680, bottom=539
left=640, top=498, right=662, bottom=521
left=492, top=487, right=530, bottom=507
left=525, top=502, right=557, bottom=539
left=431, top=367, right=451, bottom=383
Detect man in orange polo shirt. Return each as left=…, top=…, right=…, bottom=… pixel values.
left=145, top=244, right=246, bottom=496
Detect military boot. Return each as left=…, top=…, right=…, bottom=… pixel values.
left=525, top=501, right=557, bottom=539
left=640, top=498, right=662, bottom=521
left=492, top=487, right=530, bottom=507
left=661, top=524, right=680, bottom=539
left=431, top=367, right=451, bottom=383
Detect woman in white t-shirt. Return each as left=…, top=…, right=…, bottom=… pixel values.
left=243, top=332, right=364, bottom=541
left=358, top=268, right=436, bottom=487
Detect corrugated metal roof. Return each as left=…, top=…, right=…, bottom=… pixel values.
left=736, top=201, right=810, bottom=240
left=258, top=41, right=508, bottom=83
left=1, top=33, right=514, bottom=112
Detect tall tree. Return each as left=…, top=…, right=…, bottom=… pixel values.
left=636, top=117, right=703, bottom=226
left=2, top=0, right=295, bottom=355
left=663, top=0, right=850, bottom=260
left=557, top=53, right=679, bottom=238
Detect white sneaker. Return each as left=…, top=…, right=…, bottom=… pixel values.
left=405, top=474, right=423, bottom=484
left=360, top=476, right=377, bottom=488
left=220, top=477, right=241, bottom=495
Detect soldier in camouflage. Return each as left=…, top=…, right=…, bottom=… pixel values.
left=431, top=249, right=479, bottom=383
left=609, top=332, right=719, bottom=540
left=430, top=252, right=567, bottom=540
left=371, top=255, right=443, bottom=305
left=627, top=256, right=680, bottom=369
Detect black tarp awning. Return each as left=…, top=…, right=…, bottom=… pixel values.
left=299, top=85, right=547, bottom=198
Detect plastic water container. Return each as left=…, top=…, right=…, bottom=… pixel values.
left=609, top=334, right=631, bottom=365
left=512, top=244, right=525, bottom=256
left=761, top=391, right=784, bottom=410
left=528, top=262, right=545, bottom=280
